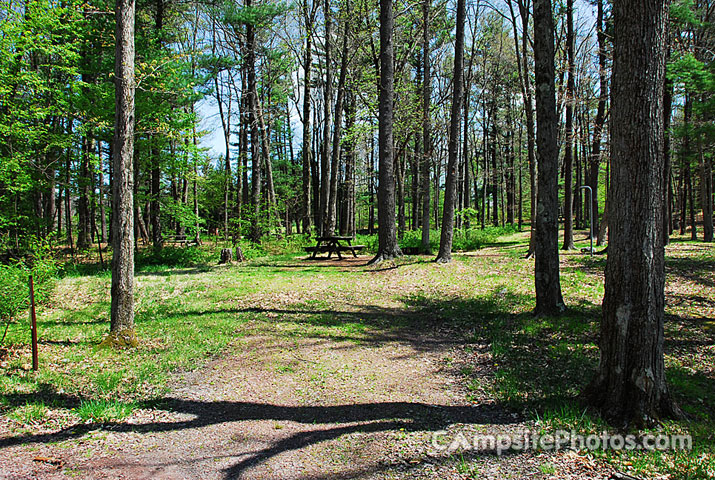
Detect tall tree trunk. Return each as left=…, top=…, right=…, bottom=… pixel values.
left=589, top=0, right=607, bottom=243
left=99, top=147, right=107, bottom=244
left=301, top=0, right=315, bottom=235
left=215, top=73, right=232, bottom=240
left=344, top=90, right=357, bottom=237
left=702, top=136, right=713, bottom=242
left=370, top=0, right=401, bottom=264
left=663, top=38, right=673, bottom=245
left=368, top=131, right=375, bottom=234
left=319, top=0, right=332, bottom=236
left=584, top=0, right=680, bottom=426
left=110, top=0, right=136, bottom=342
left=241, top=67, right=250, bottom=208
left=421, top=0, right=431, bottom=254
left=436, top=0, right=465, bottom=263
left=247, top=0, right=262, bottom=242
left=682, top=95, right=696, bottom=240
left=77, top=136, right=92, bottom=249
left=490, top=119, right=499, bottom=227
left=533, top=0, right=565, bottom=315
left=326, top=6, right=350, bottom=236
left=561, top=0, right=575, bottom=250
left=508, top=0, right=537, bottom=257
left=255, top=94, right=276, bottom=208
left=150, top=137, right=162, bottom=248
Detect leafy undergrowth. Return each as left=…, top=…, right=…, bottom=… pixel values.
left=1, top=229, right=713, bottom=479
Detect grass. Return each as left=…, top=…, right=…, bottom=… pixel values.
left=1, top=229, right=713, bottom=479
left=75, top=399, right=136, bottom=423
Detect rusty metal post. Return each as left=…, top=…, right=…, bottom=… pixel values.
left=29, top=275, right=38, bottom=371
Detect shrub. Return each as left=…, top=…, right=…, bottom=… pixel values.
left=397, top=225, right=520, bottom=253
left=0, top=249, right=57, bottom=342
left=135, top=246, right=212, bottom=269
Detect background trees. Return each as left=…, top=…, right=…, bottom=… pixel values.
left=0, top=0, right=711, bottom=267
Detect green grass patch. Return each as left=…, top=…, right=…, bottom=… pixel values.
left=75, top=399, right=136, bottom=423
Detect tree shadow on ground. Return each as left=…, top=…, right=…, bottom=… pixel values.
left=1, top=390, right=517, bottom=479
left=666, top=255, right=715, bottom=288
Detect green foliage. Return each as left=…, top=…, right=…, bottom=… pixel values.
left=398, top=225, right=520, bottom=253
left=136, top=246, right=212, bottom=269
left=0, top=246, right=57, bottom=331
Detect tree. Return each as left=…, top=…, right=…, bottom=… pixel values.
left=584, top=0, right=682, bottom=426
left=561, top=0, right=575, bottom=250
left=435, top=0, right=466, bottom=263
left=533, top=0, right=565, bottom=315
left=421, top=0, right=431, bottom=254
left=369, top=0, right=402, bottom=264
left=301, top=0, right=318, bottom=235
left=589, top=0, right=608, bottom=244
left=108, top=0, right=137, bottom=346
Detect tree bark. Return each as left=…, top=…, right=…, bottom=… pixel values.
left=150, top=136, right=162, bottom=248
left=326, top=5, right=350, bottom=236
left=344, top=90, right=356, bottom=237
left=702, top=136, right=714, bottom=242
left=301, top=0, right=316, bottom=235
left=421, top=0, right=431, bottom=254
left=589, top=0, right=607, bottom=243
left=533, top=0, right=565, bottom=315
left=77, top=136, right=92, bottom=249
left=369, top=0, right=401, bottom=264
left=562, top=0, right=575, bottom=250
left=507, top=0, right=537, bottom=257
left=319, top=0, right=332, bottom=236
left=584, top=0, right=681, bottom=426
left=247, top=0, right=262, bottom=242
left=435, top=0, right=465, bottom=263
left=110, top=0, right=136, bottom=342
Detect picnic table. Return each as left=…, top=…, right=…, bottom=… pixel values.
left=305, top=236, right=366, bottom=259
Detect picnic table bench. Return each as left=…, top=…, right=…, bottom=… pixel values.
left=305, top=236, right=365, bottom=259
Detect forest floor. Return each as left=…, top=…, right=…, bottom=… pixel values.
left=0, top=230, right=713, bottom=479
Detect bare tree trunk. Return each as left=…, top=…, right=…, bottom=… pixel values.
left=562, top=0, right=575, bottom=250
left=247, top=0, right=262, bottom=242
left=369, top=0, right=402, bottom=264
left=421, top=0, right=431, bottom=254
left=436, top=0, right=465, bottom=263
left=589, top=0, right=607, bottom=243
left=344, top=91, right=356, bottom=237
left=584, top=0, right=681, bottom=425
left=508, top=0, right=537, bottom=257
left=326, top=5, right=350, bottom=236
left=110, top=0, right=136, bottom=343
left=98, top=146, right=107, bottom=244
left=150, top=137, right=162, bottom=248
left=368, top=132, right=375, bottom=234
left=533, top=0, right=565, bottom=315
left=663, top=85, right=673, bottom=244
left=77, top=136, right=92, bottom=249
left=702, top=136, right=714, bottom=242
left=301, top=0, right=316, bottom=235
left=319, top=0, right=332, bottom=236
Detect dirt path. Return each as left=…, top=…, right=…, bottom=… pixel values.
left=1, top=257, right=613, bottom=479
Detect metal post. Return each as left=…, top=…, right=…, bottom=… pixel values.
left=579, top=186, right=593, bottom=256
left=29, top=275, right=38, bottom=371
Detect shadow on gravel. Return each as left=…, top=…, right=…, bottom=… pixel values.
left=0, top=394, right=517, bottom=479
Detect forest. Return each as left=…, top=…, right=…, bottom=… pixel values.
left=0, top=0, right=714, bottom=478
left=1, top=0, right=711, bottom=256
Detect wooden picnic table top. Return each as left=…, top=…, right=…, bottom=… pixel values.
left=315, top=236, right=354, bottom=242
